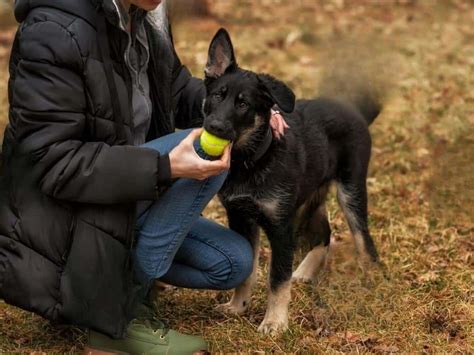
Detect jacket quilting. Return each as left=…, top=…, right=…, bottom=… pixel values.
left=0, top=0, right=205, bottom=338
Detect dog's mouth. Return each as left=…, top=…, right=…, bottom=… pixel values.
left=203, top=122, right=235, bottom=141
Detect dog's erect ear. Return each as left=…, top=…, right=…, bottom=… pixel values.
left=257, top=74, right=296, bottom=113
left=205, top=28, right=237, bottom=79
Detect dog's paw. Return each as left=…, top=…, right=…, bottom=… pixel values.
left=359, top=259, right=390, bottom=286
left=257, top=318, right=288, bottom=334
left=291, top=271, right=314, bottom=284
left=215, top=300, right=248, bottom=315
left=292, top=246, right=328, bottom=283
left=357, top=256, right=378, bottom=273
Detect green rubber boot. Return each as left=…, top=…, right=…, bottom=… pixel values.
left=86, top=304, right=208, bottom=355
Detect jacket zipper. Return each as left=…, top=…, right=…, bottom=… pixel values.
left=62, top=215, right=77, bottom=263
left=127, top=203, right=136, bottom=250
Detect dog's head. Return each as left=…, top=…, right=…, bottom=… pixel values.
left=202, top=28, right=295, bottom=148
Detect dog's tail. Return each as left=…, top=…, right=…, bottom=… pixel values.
left=319, top=76, right=383, bottom=126
left=317, top=40, right=391, bottom=126
left=348, top=89, right=382, bottom=125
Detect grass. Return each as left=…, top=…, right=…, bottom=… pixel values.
left=1, top=0, right=473, bottom=353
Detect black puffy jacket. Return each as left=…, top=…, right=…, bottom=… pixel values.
left=0, top=0, right=205, bottom=338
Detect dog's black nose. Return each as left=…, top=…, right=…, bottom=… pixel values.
left=208, top=121, right=227, bottom=137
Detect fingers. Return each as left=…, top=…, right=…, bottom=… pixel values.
left=270, top=111, right=290, bottom=140
left=276, top=113, right=288, bottom=133
left=200, top=143, right=231, bottom=177
left=278, top=116, right=284, bottom=136
left=184, top=128, right=203, bottom=144
left=198, top=162, right=225, bottom=179
left=181, top=128, right=204, bottom=159
left=172, top=128, right=232, bottom=180
left=179, top=128, right=203, bottom=148
left=270, top=114, right=280, bottom=140
left=208, top=144, right=231, bottom=170
left=270, top=112, right=277, bottom=128
left=220, top=143, right=232, bottom=169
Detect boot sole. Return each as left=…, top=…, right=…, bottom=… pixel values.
left=84, top=345, right=209, bottom=355
left=83, top=345, right=129, bottom=355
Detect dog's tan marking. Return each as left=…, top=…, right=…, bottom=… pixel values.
left=234, top=115, right=264, bottom=149
left=258, top=280, right=292, bottom=334
left=292, top=245, right=329, bottom=282
left=337, top=183, right=376, bottom=272
left=257, top=198, right=281, bottom=221
left=336, top=184, right=361, bottom=232
left=217, top=234, right=260, bottom=314
left=353, top=232, right=375, bottom=272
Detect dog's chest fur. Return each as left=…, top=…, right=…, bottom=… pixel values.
left=219, top=163, right=295, bottom=222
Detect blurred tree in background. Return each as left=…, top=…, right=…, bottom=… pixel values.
left=0, top=0, right=15, bottom=29
left=170, top=0, right=210, bottom=16
left=169, top=0, right=210, bottom=20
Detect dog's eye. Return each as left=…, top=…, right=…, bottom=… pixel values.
left=212, top=92, right=223, bottom=101
left=238, top=102, right=248, bottom=110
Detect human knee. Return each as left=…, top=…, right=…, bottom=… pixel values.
left=228, top=250, right=254, bottom=289
left=213, top=240, right=253, bottom=290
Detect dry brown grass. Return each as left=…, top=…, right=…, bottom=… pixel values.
left=1, top=0, right=473, bottom=353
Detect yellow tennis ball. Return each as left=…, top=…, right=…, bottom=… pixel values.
left=200, top=130, right=230, bottom=156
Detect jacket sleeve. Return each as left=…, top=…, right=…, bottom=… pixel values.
left=170, top=45, right=206, bottom=129
left=11, top=21, right=170, bottom=204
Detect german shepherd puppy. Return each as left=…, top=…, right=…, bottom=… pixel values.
left=203, top=29, right=381, bottom=334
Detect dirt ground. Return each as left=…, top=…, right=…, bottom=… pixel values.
left=0, top=0, right=473, bottom=353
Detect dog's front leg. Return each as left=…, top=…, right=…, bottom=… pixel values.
left=217, top=211, right=260, bottom=315
left=258, top=222, right=295, bottom=334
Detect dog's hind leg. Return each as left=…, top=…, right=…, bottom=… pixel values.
left=336, top=180, right=379, bottom=271
left=293, top=186, right=330, bottom=283
left=293, top=204, right=331, bottom=283
left=216, top=211, right=260, bottom=315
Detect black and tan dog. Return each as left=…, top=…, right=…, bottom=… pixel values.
left=203, top=29, right=381, bottom=334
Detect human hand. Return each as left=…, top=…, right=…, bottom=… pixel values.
left=270, top=108, right=290, bottom=140
left=169, top=129, right=231, bottom=180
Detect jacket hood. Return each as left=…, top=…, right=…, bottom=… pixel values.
left=15, top=0, right=98, bottom=25
left=14, top=0, right=169, bottom=34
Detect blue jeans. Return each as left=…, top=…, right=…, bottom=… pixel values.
left=133, top=129, right=253, bottom=291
